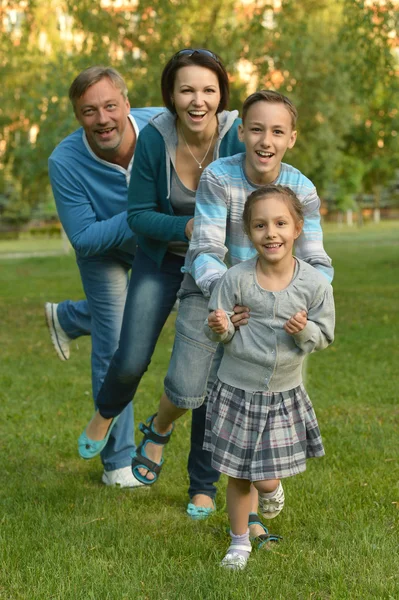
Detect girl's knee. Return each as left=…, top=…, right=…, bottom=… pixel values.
left=253, top=478, right=280, bottom=494
left=228, top=476, right=251, bottom=493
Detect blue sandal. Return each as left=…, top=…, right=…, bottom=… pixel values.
left=131, top=414, right=174, bottom=485
left=248, top=513, right=282, bottom=549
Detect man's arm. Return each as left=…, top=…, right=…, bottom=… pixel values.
left=185, top=169, right=229, bottom=298
left=295, top=189, right=334, bottom=283
left=48, top=158, right=134, bottom=257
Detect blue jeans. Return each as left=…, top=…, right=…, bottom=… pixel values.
left=57, top=254, right=135, bottom=472
left=96, top=248, right=184, bottom=415
left=96, top=248, right=220, bottom=499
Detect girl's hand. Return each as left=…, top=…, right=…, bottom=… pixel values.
left=185, top=218, right=194, bottom=240
left=208, top=309, right=229, bottom=334
left=284, top=310, right=307, bottom=335
left=231, top=304, right=250, bottom=329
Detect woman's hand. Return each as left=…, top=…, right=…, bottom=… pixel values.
left=185, top=218, right=194, bottom=240
left=231, top=305, right=250, bottom=329
left=284, top=310, right=307, bottom=335
left=208, top=309, right=229, bottom=334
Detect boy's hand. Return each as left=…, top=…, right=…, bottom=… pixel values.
left=208, top=309, right=229, bottom=334
left=284, top=310, right=307, bottom=335
left=185, top=218, right=194, bottom=240
left=231, top=305, right=250, bottom=329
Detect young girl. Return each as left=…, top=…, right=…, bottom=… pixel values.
left=204, top=184, right=335, bottom=570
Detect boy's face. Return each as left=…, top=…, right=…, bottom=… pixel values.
left=238, top=101, right=297, bottom=185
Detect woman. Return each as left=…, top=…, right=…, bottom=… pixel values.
left=78, top=48, right=249, bottom=520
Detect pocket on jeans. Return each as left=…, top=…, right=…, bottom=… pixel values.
left=175, top=294, right=210, bottom=342
left=177, top=286, right=194, bottom=300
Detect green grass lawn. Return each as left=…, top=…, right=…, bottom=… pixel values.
left=1, top=223, right=398, bottom=600
left=0, top=233, right=70, bottom=256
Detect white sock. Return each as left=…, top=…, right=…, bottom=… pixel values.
left=260, top=483, right=280, bottom=499
left=229, top=529, right=251, bottom=559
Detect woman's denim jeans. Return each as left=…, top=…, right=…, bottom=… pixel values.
left=95, top=247, right=221, bottom=498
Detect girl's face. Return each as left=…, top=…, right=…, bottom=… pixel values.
left=171, top=66, right=221, bottom=135
left=248, top=195, right=302, bottom=267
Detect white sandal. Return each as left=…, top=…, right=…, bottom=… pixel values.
left=220, top=543, right=252, bottom=571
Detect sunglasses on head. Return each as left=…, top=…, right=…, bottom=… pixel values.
left=173, top=49, right=220, bottom=63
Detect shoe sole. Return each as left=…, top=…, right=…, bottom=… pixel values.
left=260, top=509, right=284, bottom=519
left=101, top=473, right=148, bottom=489
left=44, top=302, right=69, bottom=361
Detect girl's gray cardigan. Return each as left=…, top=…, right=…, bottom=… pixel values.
left=204, top=257, right=335, bottom=393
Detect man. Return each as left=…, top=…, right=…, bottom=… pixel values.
left=46, top=66, right=162, bottom=487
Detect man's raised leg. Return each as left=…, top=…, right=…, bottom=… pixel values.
left=45, top=299, right=91, bottom=360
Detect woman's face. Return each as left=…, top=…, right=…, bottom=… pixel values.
left=172, top=65, right=221, bottom=134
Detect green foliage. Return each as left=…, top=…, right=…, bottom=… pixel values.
left=0, top=0, right=398, bottom=215
left=331, top=155, right=366, bottom=211
left=339, top=0, right=399, bottom=197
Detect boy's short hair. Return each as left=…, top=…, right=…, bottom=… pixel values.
left=69, top=66, right=128, bottom=112
left=242, top=90, right=298, bottom=129
left=242, top=184, right=304, bottom=236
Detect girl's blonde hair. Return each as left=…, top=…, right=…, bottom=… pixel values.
left=243, top=184, right=304, bottom=236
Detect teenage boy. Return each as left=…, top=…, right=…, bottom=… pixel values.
left=133, top=91, right=333, bottom=511
left=187, top=89, right=333, bottom=296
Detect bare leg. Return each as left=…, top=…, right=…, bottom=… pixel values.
left=137, top=395, right=219, bottom=509
left=253, top=479, right=280, bottom=494
left=85, top=411, right=113, bottom=441
left=227, top=477, right=252, bottom=535
left=248, top=483, right=265, bottom=538
left=137, top=392, right=186, bottom=481
left=253, top=478, right=284, bottom=519
left=189, top=493, right=214, bottom=509
left=248, top=481, right=281, bottom=535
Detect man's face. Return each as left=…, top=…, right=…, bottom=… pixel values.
left=239, top=101, right=297, bottom=185
left=75, top=77, right=130, bottom=157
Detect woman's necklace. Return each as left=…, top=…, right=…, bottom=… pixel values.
left=179, top=126, right=217, bottom=169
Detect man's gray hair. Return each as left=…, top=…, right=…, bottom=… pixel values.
left=69, top=66, right=128, bottom=111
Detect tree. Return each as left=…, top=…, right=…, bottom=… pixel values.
left=0, top=0, right=398, bottom=219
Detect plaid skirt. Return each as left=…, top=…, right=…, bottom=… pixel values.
left=203, top=379, right=325, bottom=481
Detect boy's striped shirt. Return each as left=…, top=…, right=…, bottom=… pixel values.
left=185, top=153, right=333, bottom=298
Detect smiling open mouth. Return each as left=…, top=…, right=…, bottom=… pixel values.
left=256, top=151, right=274, bottom=158
left=264, top=243, right=282, bottom=248
left=97, top=127, right=115, bottom=135
left=188, top=111, right=206, bottom=120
